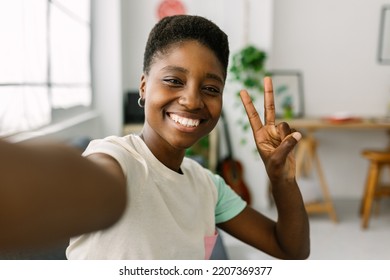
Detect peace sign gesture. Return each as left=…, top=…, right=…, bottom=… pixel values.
left=239, top=77, right=301, bottom=184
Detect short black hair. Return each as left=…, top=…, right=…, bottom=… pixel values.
left=143, top=15, right=230, bottom=79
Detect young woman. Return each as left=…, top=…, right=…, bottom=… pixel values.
left=65, top=15, right=310, bottom=260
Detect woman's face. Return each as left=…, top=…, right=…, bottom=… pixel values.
left=140, top=40, right=225, bottom=153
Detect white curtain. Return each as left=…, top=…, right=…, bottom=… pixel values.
left=0, top=0, right=91, bottom=137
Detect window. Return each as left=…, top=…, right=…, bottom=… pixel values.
left=0, top=0, right=91, bottom=137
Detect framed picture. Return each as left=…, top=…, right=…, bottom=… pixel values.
left=378, top=5, right=390, bottom=64
left=267, top=70, right=305, bottom=118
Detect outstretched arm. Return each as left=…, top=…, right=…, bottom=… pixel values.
left=218, top=77, right=310, bottom=259
left=0, top=139, right=126, bottom=250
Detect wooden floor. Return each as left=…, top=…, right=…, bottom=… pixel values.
left=221, top=198, right=390, bottom=260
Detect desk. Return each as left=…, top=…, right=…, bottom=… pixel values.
left=277, top=117, right=390, bottom=222
left=280, top=117, right=390, bottom=131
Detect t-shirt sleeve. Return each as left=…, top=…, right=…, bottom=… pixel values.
left=206, top=170, right=247, bottom=224
left=82, top=137, right=129, bottom=178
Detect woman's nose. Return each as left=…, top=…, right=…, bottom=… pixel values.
left=178, top=88, right=204, bottom=110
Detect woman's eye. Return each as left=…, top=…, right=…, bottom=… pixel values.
left=163, top=78, right=183, bottom=86
left=203, top=86, right=221, bottom=95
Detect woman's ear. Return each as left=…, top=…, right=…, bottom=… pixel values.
left=139, top=74, right=146, bottom=98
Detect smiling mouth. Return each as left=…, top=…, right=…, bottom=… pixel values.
left=169, top=113, right=201, bottom=128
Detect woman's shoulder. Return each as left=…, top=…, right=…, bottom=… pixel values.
left=85, top=134, right=140, bottom=152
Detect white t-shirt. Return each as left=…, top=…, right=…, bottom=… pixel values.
left=66, top=135, right=246, bottom=259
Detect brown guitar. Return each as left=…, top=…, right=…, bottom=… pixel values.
left=217, top=111, right=251, bottom=205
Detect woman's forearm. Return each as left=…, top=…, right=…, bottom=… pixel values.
left=0, top=139, right=126, bottom=250
left=271, top=179, right=310, bottom=259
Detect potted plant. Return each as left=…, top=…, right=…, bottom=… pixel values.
left=230, top=45, right=267, bottom=95
left=228, top=45, right=267, bottom=145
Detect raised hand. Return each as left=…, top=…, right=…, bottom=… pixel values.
left=239, top=77, right=301, bottom=184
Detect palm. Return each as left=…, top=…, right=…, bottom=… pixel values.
left=255, top=125, right=280, bottom=157
left=240, top=77, right=298, bottom=182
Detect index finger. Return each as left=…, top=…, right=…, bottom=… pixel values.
left=264, top=76, right=276, bottom=126
left=239, top=89, right=264, bottom=132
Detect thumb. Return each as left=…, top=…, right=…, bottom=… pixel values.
left=277, top=132, right=301, bottom=159
left=291, top=131, right=302, bottom=142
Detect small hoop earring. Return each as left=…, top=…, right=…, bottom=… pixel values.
left=137, top=97, right=145, bottom=108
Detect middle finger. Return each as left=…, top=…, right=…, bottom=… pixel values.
left=263, top=77, right=276, bottom=126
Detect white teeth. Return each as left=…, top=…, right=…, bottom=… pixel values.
left=170, top=114, right=200, bottom=127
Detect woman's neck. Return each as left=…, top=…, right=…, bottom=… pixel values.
left=139, top=130, right=185, bottom=173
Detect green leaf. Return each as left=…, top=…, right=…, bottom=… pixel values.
left=228, top=44, right=268, bottom=147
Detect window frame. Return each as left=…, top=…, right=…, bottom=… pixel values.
left=0, top=0, right=92, bottom=138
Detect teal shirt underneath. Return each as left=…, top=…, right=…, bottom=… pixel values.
left=206, top=170, right=247, bottom=224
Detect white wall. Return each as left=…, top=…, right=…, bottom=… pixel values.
left=271, top=0, right=390, bottom=117
left=270, top=0, right=390, bottom=199
left=121, top=0, right=273, bottom=90
left=92, top=0, right=123, bottom=137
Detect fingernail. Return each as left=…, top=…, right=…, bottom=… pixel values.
left=292, top=132, right=302, bottom=141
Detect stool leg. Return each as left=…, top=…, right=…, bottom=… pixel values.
left=374, top=163, right=388, bottom=216
left=361, top=162, right=379, bottom=229
left=311, top=139, right=338, bottom=222
left=295, top=139, right=307, bottom=179
left=359, top=197, right=366, bottom=216
left=360, top=173, right=370, bottom=216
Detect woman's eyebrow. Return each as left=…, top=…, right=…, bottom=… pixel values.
left=205, top=73, right=224, bottom=85
left=161, top=65, right=224, bottom=84
left=160, top=65, right=188, bottom=74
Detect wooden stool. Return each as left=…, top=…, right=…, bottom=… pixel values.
left=360, top=150, right=390, bottom=229
left=295, top=135, right=338, bottom=223
left=267, top=133, right=338, bottom=222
